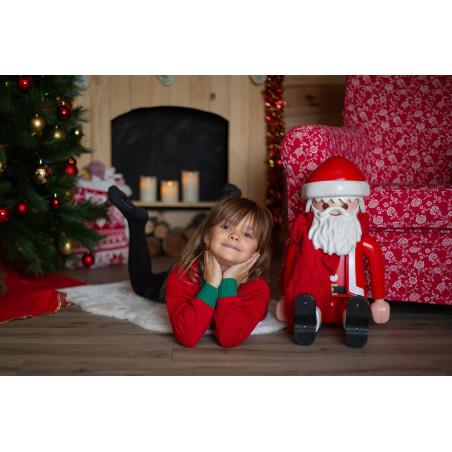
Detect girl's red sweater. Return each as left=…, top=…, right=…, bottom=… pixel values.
left=165, top=260, right=270, bottom=348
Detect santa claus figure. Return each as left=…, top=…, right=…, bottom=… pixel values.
left=276, top=156, right=390, bottom=348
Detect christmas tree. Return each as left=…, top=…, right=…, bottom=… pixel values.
left=0, top=76, right=108, bottom=291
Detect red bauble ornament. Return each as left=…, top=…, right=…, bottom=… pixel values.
left=18, top=76, right=33, bottom=92
left=58, top=105, right=72, bottom=118
left=50, top=197, right=61, bottom=208
left=64, top=163, right=78, bottom=176
left=67, top=157, right=77, bottom=166
left=16, top=202, right=28, bottom=215
left=0, top=206, right=11, bottom=222
left=82, top=252, right=95, bottom=268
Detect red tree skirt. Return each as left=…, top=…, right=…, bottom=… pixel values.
left=0, top=264, right=85, bottom=325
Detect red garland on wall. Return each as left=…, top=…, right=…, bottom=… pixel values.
left=263, top=75, right=286, bottom=233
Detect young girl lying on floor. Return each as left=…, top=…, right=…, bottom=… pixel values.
left=108, top=185, right=273, bottom=348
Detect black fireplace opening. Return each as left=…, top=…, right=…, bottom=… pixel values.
left=111, top=106, right=229, bottom=201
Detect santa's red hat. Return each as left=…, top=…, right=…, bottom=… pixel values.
left=302, top=156, right=370, bottom=211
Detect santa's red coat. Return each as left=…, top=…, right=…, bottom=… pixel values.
left=281, top=212, right=385, bottom=328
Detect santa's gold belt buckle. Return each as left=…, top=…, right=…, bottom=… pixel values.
left=331, top=284, right=346, bottom=295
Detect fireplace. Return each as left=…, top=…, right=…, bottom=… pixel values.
left=111, top=106, right=229, bottom=200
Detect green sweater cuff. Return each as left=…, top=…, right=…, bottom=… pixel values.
left=218, top=278, right=238, bottom=298
left=196, top=283, right=219, bottom=309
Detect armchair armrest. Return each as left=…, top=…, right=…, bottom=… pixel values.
left=281, top=124, right=371, bottom=225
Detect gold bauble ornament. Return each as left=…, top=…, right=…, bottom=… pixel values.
left=34, top=163, right=52, bottom=184
left=52, top=127, right=66, bottom=141
left=31, top=114, right=45, bottom=134
left=0, top=161, right=6, bottom=174
left=59, top=237, right=74, bottom=255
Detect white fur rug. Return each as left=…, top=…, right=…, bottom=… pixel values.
left=61, top=281, right=286, bottom=335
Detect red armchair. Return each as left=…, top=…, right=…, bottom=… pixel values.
left=281, top=75, right=451, bottom=305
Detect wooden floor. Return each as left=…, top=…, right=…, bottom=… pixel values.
left=1, top=255, right=451, bottom=375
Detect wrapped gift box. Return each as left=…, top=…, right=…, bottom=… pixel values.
left=67, top=179, right=129, bottom=269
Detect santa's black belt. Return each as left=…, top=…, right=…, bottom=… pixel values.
left=331, top=285, right=346, bottom=295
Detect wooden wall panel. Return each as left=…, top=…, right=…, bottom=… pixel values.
left=284, top=75, right=347, bottom=131
left=229, top=76, right=250, bottom=195
left=170, top=76, right=190, bottom=107
left=247, top=82, right=266, bottom=205
left=130, top=76, right=153, bottom=109
left=78, top=75, right=267, bottom=204
left=89, top=76, right=111, bottom=170
left=109, top=76, right=132, bottom=119
left=209, top=75, right=230, bottom=119
left=77, top=75, right=346, bottom=205
left=189, top=76, right=211, bottom=111
left=149, top=76, right=172, bottom=106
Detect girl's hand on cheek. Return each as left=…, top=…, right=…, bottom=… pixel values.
left=223, top=252, right=260, bottom=284
left=203, top=251, right=222, bottom=288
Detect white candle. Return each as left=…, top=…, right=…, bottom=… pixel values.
left=181, top=170, right=200, bottom=202
left=139, top=176, right=157, bottom=202
left=161, top=180, right=179, bottom=203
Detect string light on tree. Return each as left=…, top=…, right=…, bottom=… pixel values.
left=72, top=127, right=83, bottom=139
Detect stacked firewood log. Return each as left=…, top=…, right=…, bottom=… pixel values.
left=145, top=213, right=207, bottom=258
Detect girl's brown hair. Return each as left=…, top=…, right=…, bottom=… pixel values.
left=178, top=196, right=273, bottom=282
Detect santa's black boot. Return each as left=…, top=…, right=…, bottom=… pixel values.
left=294, top=294, right=317, bottom=346
left=344, top=296, right=370, bottom=348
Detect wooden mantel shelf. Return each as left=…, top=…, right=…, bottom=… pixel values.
left=133, top=200, right=215, bottom=209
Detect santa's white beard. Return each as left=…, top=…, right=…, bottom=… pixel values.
left=308, top=206, right=362, bottom=256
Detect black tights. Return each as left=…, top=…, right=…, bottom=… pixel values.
left=127, top=221, right=168, bottom=302
left=108, top=186, right=168, bottom=302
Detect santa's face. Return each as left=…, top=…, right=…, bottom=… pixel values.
left=308, top=199, right=362, bottom=256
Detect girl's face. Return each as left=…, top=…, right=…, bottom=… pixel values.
left=204, top=215, right=259, bottom=268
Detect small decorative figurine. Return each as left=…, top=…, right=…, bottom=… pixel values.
left=276, top=156, right=390, bottom=348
